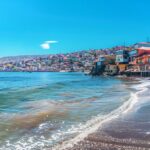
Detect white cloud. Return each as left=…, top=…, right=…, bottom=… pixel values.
left=40, top=41, right=58, bottom=49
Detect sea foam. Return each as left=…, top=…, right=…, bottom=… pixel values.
left=52, top=80, right=150, bottom=150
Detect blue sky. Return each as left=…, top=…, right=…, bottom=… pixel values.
left=0, top=0, right=150, bottom=56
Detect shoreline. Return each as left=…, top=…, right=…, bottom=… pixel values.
left=0, top=73, right=149, bottom=150
left=0, top=71, right=150, bottom=79
left=52, top=79, right=150, bottom=150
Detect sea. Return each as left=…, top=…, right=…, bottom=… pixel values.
left=0, top=72, right=149, bottom=150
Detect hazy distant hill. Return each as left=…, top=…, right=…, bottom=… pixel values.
left=0, top=55, right=50, bottom=64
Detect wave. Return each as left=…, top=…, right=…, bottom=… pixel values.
left=0, top=101, right=69, bottom=136
left=1, top=79, right=149, bottom=150
left=52, top=80, right=150, bottom=150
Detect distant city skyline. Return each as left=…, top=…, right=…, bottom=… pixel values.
left=0, top=0, right=150, bottom=56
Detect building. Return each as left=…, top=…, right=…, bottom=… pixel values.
left=133, top=42, right=150, bottom=49
left=129, top=48, right=150, bottom=64
left=126, top=49, right=150, bottom=75
left=135, top=55, right=150, bottom=65
left=115, top=50, right=129, bottom=73
left=91, top=55, right=107, bottom=75
left=105, top=64, right=118, bottom=76
left=115, top=50, right=129, bottom=64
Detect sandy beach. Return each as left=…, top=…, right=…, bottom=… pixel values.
left=53, top=78, right=150, bottom=150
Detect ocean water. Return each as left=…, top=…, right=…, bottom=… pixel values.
left=0, top=72, right=149, bottom=150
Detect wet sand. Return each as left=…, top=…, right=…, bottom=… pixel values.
left=67, top=119, right=150, bottom=150
left=65, top=80, right=150, bottom=150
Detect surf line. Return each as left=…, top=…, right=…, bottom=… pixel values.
left=52, top=81, right=149, bottom=150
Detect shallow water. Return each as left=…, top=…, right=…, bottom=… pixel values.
left=0, top=72, right=149, bottom=150
left=67, top=79, right=150, bottom=150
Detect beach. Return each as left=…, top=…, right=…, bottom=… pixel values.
left=0, top=73, right=149, bottom=150
left=55, top=78, right=150, bottom=150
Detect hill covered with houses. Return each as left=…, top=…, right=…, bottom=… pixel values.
left=0, top=42, right=150, bottom=77
left=92, top=42, right=150, bottom=77
left=0, top=45, right=129, bottom=72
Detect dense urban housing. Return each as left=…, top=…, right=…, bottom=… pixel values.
left=0, top=42, right=150, bottom=76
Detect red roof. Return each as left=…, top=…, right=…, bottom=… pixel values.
left=138, top=47, right=150, bottom=51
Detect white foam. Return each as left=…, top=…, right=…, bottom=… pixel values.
left=2, top=80, right=150, bottom=150
left=146, top=132, right=150, bottom=135
left=52, top=80, right=150, bottom=150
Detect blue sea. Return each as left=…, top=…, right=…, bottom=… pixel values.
left=0, top=72, right=149, bottom=149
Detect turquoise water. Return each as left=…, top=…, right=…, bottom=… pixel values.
left=0, top=72, right=137, bottom=149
